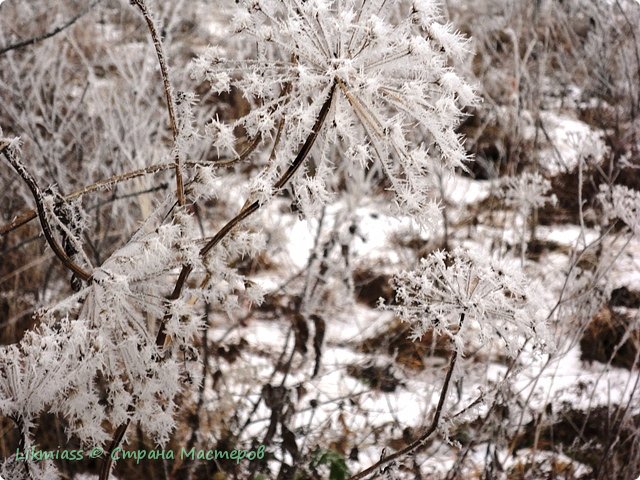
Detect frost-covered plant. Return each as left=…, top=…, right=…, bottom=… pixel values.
left=191, top=0, right=477, bottom=225
left=502, top=171, right=556, bottom=221
left=597, top=184, right=640, bottom=235
left=0, top=199, right=195, bottom=447
left=389, top=247, right=546, bottom=357
left=346, top=248, right=547, bottom=480
left=501, top=171, right=557, bottom=261
left=0, top=1, right=484, bottom=478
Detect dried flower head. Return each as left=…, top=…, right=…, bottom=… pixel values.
left=501, top=171, right=557, bottom=216
left=598, top=184, right=640, bottom=234
left=191, top=0, right=477, bottom=225
left=389, top=248, right=546, bottom=356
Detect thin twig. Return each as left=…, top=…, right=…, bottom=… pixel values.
left=0, top=1, right=101, bottom=56
left=0, top=160, right=224, bottom=238
left=1, top=143, right=91, bottom=282
left=346, top=313, right=465, bottom=480
left=98, top=421, right=131, bottom=480
left=130, top=0, right=185, bottom=206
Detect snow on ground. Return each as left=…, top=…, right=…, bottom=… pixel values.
left=441, top=172, right=492, bottom=205
left=536, top=111, right=607, bottom=175
left=509, top=346, right=640, bottom=413
left=606, top=236, right=640, bottom=290
left=536, top=223, right=600, bottom=247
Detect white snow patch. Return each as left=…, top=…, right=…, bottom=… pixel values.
left=441, top=174, right=491, bottom=205
left=515, top=346, right=640, bottom=411
left=537, top=112, right=606, bottom=175
left=536, top=224, right=599, bottom=247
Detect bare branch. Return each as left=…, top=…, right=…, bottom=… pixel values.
left=164, top=81, right=337, bottom=319
left=98, top=420, right=131, bottom=480
left=347, top=313, right=465, bottom=480
left=1, top=142, right=91, bottom=282
left=130, top=0, right=185, bottom=207
left=0, top=1, right=101, bottom=56
left=0, top=159, right=230, bottom=238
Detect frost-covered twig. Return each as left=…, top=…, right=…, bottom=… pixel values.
left=0, top=159, right=222, bottom=238
left=1, top=142, right=91, bottom=282
left=347, top=316, right=464, bottom=480
left=158, top=81, right=336, bottom=345
left=0, top=0, right=101, bottom=56
left=130, top=0, right=185, bottom=207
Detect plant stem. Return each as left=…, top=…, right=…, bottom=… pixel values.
left=0, top=0, right=101, bottom=56
left=158, top=81, right=337, bottom=345
left=98, top=420, right=130, bottom=480
left=1, top=144, right=91, bottom=282
left=0, top=156, right=250, bottom=238
left=130, top=0, right=185, bottom=207
left=346, top=313, right=465, bottom=480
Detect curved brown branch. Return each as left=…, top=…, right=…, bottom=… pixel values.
left=159, top=81, right=337, bottom=343
left=98, top=420, right=130, bottom=480
left=1, top=144, right=91, bottom=282
left=346, top=313, right=465, bottom=480
left=0, top=159, right=238, bottom=238
left=130, top=0, right=185, bottom=207
left=0, top=162, right=177, bottom=237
